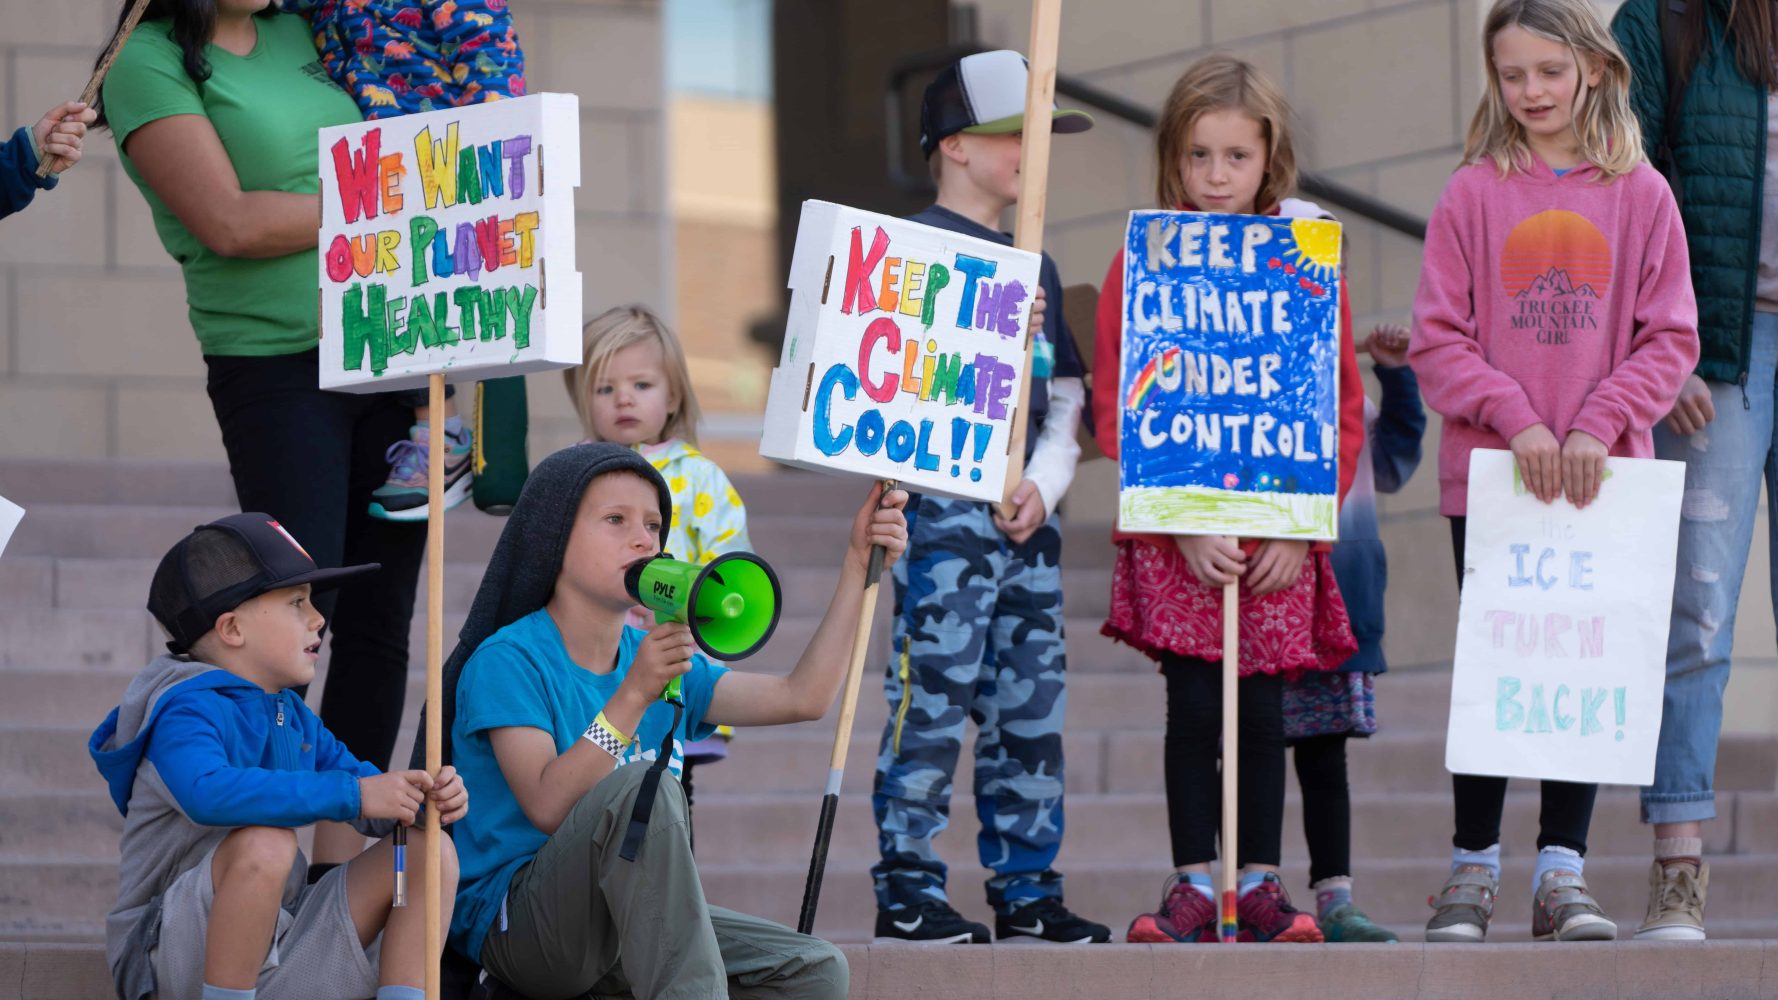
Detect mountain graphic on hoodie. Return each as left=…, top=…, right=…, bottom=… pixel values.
left=1516, top=267, right=1599, bottom=300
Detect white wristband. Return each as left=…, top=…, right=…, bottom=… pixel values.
left=582, top=721, right=626, bottom=761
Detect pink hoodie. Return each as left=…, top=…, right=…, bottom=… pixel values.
left=1409, top=158, right=1699, bottom=515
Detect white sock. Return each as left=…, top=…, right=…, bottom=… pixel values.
left=1533, top=845, right=1584, bottom=892
left=1452, top=843, right=1501, bottom=882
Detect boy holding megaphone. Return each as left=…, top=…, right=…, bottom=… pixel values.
left=434, top=444, right=906, bottom=999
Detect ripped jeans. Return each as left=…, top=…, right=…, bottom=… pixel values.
left=1646, top=311, right=1778, bottom=825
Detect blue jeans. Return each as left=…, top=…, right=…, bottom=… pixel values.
left=1645, top=311, right=1778, bottom=824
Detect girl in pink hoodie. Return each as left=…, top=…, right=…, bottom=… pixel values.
left=1409, top=0, right=1698, bottom=945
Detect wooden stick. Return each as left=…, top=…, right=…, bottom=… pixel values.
left=36, top=0, right=152, bottom=179
left=797, top=478, right=897, bottom=935
left=999, top=0, right=1063, bottom=519
left=425, top=374, right=445, bottom=999
left=1220, top=564, right=1239, bottom=943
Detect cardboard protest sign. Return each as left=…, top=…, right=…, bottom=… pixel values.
left=1117, top=210, right=1343, bottom=539
left=760, top=201, right=1039, bottom=502
left=1446, top=449, right=1683, bottom=786
left=317, top=93, right=582, bottom=393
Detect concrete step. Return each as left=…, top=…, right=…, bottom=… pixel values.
left=0, top=458, right=862, bottom=513
left=1, top=662, right=1474, bottom=738
left=3, top=663, right=1153, bottom=731
left=11, top=705, right=1775, bottom=799
left=10, top=855, right=1778, bottom=946
left=698, top=855, right=1778, bottom=943
left=4, top=501, right=1121, bottom=569
left=0, top=552, right=1124, bottom=621
left=8, top=938, right=1778, bottom=1000
left=8, top=786, right=1776, bottom=869
left=0, top=603, right=1160, bottom=677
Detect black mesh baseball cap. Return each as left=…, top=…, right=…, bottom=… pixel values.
left=919, top=49, right=1093, bottom=157
left=148, top=513, right=380, bottom=655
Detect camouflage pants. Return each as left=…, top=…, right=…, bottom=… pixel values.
left=870, top=495, right=1069, bottom=913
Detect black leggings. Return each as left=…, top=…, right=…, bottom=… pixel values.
left=206, top=349, right=427, bottom=770
left=1163, top=657, right=1286, bottom=868
left=1293, top=733, right=1351, bottom=885
left=1447, top=517, right=1596, bottom=854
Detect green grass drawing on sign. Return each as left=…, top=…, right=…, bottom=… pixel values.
left=1119, top=486, right=1337, bottom=539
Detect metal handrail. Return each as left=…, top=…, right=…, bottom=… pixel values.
left=886, top=45, right=1428, bottom=242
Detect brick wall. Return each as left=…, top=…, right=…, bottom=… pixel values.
left=0, top=0, right=668, bottom=464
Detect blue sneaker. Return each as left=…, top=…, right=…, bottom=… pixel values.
left=368, top=425, right=473, bottom=521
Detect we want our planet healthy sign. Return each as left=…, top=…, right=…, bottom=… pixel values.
left=1117, top=210, right=1344, bottom=539
left=317, top=93, right=582, bottom=393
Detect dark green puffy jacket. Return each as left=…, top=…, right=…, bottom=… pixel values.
left=1613, top=0, right=1767, bottom=385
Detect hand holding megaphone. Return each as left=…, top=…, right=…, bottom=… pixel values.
left=626, top=622, right=698, bottom=703
left=623, top=551, right=784, bottom=701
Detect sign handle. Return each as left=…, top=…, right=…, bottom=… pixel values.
left=797, top=478, right=897, bottom=935
left=1220, top=563, right=1239, bottom=943
left=36, top=0, right=152, bottom=179
left=1000, top=0, right=1062, bottom=519
left=424, top=373, right=445, bottom=998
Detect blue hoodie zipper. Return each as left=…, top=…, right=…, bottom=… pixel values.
left=271, top=692, right=293, bottom=771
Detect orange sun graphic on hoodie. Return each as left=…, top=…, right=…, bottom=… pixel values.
left=1500, top=209, right=1612, bottom=300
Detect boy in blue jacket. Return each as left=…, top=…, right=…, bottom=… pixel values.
left=91, top=513, right=467, bottom=1000
left=2, top=100, right=95, bottom=219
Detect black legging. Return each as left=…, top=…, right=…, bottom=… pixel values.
left=1293, top=733, right=1351, bottom=885
left=206, top=349, right=426, bottom=770
left=1162, top=657, right=1286, bottom=868
left=1447, top=517, right=1596, bottom=854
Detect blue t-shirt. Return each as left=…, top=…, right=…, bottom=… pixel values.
left=448, top=610, right=728, bottom=961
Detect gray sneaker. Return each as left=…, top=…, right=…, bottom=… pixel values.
left=1634, top=860, right=1708, bottom=941
left=1426, top=864, right=1497, bottom=942
left=1532, top=870, right=1616, bottom=941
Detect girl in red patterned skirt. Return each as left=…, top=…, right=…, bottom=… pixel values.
left=1091, top=54, right=1365, bottom=945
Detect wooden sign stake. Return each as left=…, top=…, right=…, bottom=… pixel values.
left=1220, top=565, right=1239, bottom=943
left=1000, top=0, right=1062, bottom=519
left=797, top=479, right=897, bottom=935
left=36, top=0, right=152, bottom=179
left=424, top=373, right=445, bottom=998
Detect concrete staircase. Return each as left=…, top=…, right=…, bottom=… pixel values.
left=4, top=457, right=1776, bottom=999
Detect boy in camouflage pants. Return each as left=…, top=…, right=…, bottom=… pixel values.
left=870, top=50, right=1108, bottom=945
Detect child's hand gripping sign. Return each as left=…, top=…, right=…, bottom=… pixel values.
left=761, top=201, right=1041, bottom=502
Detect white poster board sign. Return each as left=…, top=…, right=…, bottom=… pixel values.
left=317, top=93, right=582, bottom=393
left=0, top=495, right=21, bottom=558
left=760, top=200, right=1038, bottom=502
left=1446, top=449, right=1683, bottom=786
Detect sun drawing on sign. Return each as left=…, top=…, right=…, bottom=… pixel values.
left=1268, top=218, right=1340, bottom=297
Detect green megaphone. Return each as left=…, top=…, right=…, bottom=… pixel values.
left=623, top=551, right=783, bottom=701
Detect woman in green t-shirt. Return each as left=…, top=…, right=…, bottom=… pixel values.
left=96, top=0, right=425, bottom=867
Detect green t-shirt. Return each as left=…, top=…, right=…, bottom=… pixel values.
left=104, top=14, right=363, bottom=357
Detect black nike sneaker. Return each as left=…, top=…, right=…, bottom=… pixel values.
left=874, top=899, right=992, bottom=943
left=995, top=897, right=1113, bottom=943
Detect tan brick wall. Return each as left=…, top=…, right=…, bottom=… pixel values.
left=0, top=0, right=669, bottom=467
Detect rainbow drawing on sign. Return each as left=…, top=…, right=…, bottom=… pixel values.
left=1125, top=347, right=1183, bottom=411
